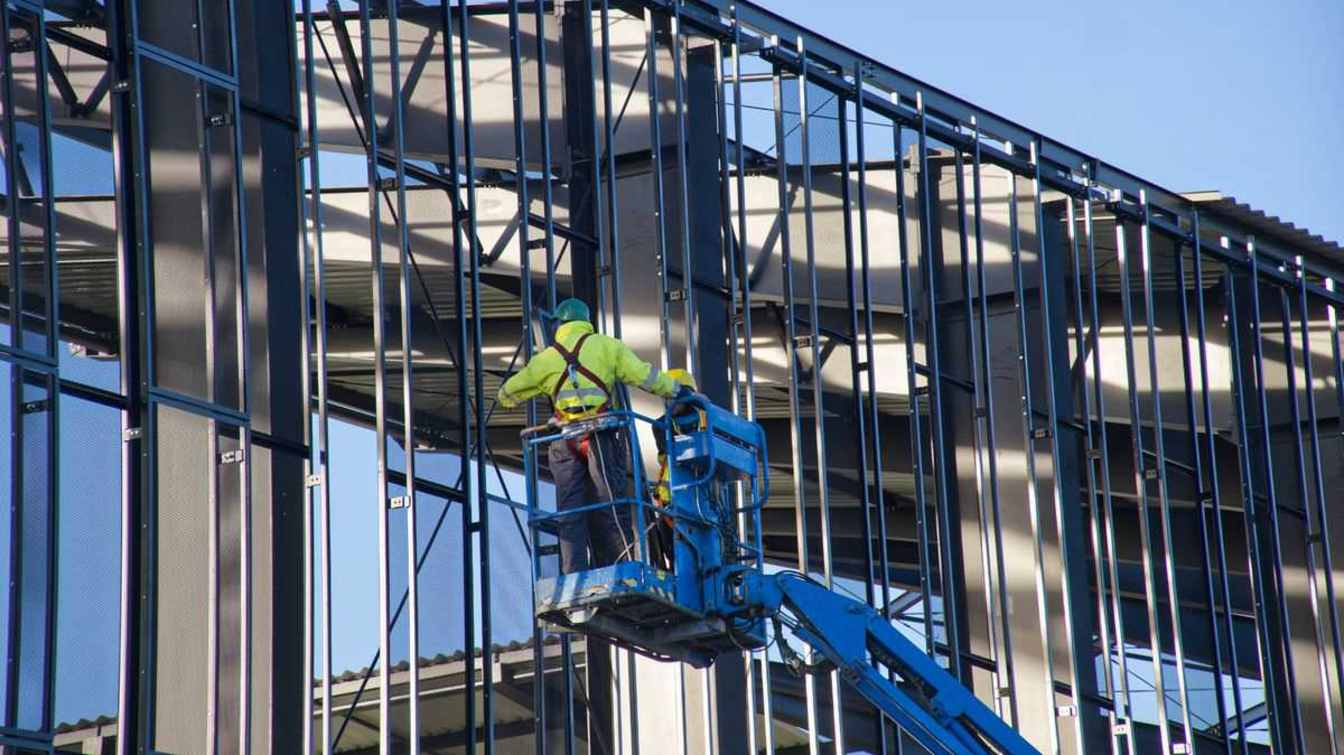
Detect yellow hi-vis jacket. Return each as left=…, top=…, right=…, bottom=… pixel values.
left=497, top=320, right=680, bottom=421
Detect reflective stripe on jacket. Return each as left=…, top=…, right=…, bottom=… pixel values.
left=497, top=320, right=679, bottom=420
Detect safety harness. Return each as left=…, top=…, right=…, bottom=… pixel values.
left=550, top=332, right=612, bottom=422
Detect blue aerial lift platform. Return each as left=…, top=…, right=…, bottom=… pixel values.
left=523, top=395, right=1038, bottom=755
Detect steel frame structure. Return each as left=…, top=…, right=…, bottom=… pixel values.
left=1, top=1, right=1342, bottom=754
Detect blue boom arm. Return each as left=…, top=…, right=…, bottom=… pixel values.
left=734, top=570, right=1037, bottom=755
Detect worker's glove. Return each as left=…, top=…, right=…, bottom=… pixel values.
left=675, top=384, right=694, bottom=402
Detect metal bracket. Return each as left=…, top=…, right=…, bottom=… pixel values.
left=305, top=473, right=323, bottom=488
left=1172, top=743, right=1189, bottom=754
left=111, top=79, right=131, bottom=94
left=666, top=288, right=688, bottom=303
left=1086, top=448, right=1103, bottom=460
left=527, top=238, right=548, bottom=250
left=1031, top=427, right=1051, bottom=440
left=219, top=449, right=246, bottom=465
left=1143, top=467, right=1158, bottom=480
left=20, top=399, right=51, bottom=414
left=389, top=496, right=409, bottom=510
left=1112, top=721, right=1130, bottom=736
left=1055, top=704, right=1077, bottom=718
left=123, top=427, right=143, bottom=442
left=207, top=112, right=233, bottom=128
left=793, top=334, right=813, bottom=350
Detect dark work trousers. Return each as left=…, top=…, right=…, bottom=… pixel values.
left=548, top=427, right=635, bottom=574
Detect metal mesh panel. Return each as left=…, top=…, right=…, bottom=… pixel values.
left=216, top=426, right=243, bottom=751
left=152, top=404, right=212, bottom=755
left=206, top=83, right=244, bottom=412
left=248, top=442, right=276, bottom=755
left=143, top=59, right=210, bottom=402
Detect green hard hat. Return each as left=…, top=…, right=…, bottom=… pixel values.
left=554, top=298, right=590, bottom=323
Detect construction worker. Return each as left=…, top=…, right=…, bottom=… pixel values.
left=649, top=368, right=704, bottom=571
left=498, top=297, right=688, bottom=574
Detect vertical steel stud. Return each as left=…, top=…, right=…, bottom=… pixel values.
left=1243, top=237, right=1306, bottom=750
left=1189, top=223, right=1249, bottom=755
left=1221, top=236, right=1288, bottom=752
left=1113, top=212, right=1176, bottom=755
left=1005, top=139, right=1062, bottom=755
left=771, top=46, right=821, bottom=755
left=968, top=117, right=1018, bottom=729
left=1172, top=217, right=1234, bottom=755
left=1136, top=192, right=1196, bottom=749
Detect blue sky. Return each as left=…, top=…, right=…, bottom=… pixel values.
left=757, top=0, right=1344, bottom=245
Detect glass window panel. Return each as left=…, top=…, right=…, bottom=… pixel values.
left=13, top=19, right=53, bottom=354
left=0, top=10, right=53, bottom=351
left=7, top=12, right=54, bottom=357
left=16, top=370, right=55, bottom=731
left=326, top=415, right=381, bottom=738
left=53, top=120, right=122, bottom=390
left=51, top=77, right=121, bottom=390
left=53, top=391, right=121, bottom=729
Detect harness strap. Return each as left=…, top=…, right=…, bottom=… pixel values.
left=551, top=332, right=611, bottom=416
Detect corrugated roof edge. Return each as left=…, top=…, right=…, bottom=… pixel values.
left=1182, top=191, right=1341, bottom=261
